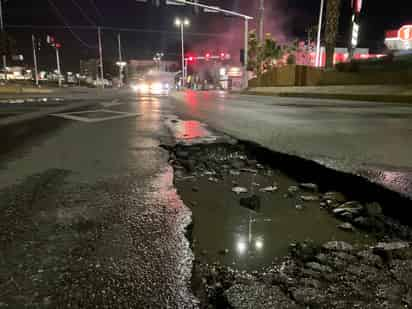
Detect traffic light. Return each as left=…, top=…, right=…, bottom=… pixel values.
left=47, top=35, right=55, bottom=44
left=188, top=56, right=194, bottom=62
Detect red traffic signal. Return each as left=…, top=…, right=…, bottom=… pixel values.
left=188, top=56, right=194, bottom=62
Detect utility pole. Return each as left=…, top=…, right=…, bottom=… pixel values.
left=97, top=26, right=104, bottom=89
left=244, top=18, right=249, bottom=88
left=315, top=0, right=325, bottom=67
left=180, top=23, right=185, bottom=87
left=55, top=46, right=62, bottom=87
left=258, top=0, right=264, bottom=42
left=0, top=0, right=6, bottom=71
left=31, top=35, right=39, bottom=86
left=117, top=33, right=123, bottom=87
left=175, top=18, right=189, bottom=88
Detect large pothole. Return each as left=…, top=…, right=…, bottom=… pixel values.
left=166, top=139, right=412, bottom=308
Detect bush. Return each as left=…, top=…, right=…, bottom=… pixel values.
left=287, top=54, right=296, bottom=65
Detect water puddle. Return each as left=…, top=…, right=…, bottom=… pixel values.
left=165, top=117, right=233, bottom=145
left=171, top=143, right=374, bottom=271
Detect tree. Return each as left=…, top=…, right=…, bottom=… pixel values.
left=287, top=54, right=296, bottom=65
left=324, top=0, right=342, bottom=68
left=247, top=30, right=259, bottom=75
left=248, top=31, right=284, bottom=77
left=261, top=34, right=283, bottom=68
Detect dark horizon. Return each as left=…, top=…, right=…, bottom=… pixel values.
left=4, top=0, right=412, bottom=72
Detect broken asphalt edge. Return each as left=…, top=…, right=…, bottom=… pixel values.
left=170, top=92, right=412, bottom=202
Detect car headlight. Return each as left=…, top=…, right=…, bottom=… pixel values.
left=150, top=82, right=163, bottom=91
left=139, top=83, right=149, bottom=92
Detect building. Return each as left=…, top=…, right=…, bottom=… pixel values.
left=385, top=25, right=412, bottom=52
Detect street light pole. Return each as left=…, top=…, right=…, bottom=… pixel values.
left=0, top=0, right=6, bottom=71
left=258, top=0, right=264, bottom=42
left=97, top=26, right=104, bottom=89
left=244, top=18, right=249, bottom=88
left=180, top=23, right=185, bottom=87
left=31, top=34, right=39, bottom=86
left=315, top=0, right=325, bottom=67
left=117, top=33, right=123, bottom=87
left=175, top=18, right=189, bottom=88
left=55, top=47, right=62, bottom=88
left=174, top=0, right=253, bottom=89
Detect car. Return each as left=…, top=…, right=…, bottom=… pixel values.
left=130, top=78, right=171, bottom=95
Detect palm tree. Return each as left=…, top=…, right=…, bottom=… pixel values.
left=248, top=31, right=284, bottom=77
left=324, top=0, right=342, bottom=68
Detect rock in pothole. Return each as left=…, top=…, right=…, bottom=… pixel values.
left=322, top=192, right=347, bottom=204
left=299, top=183, right=319, bottom=192
left=322, top=241, right=354, bottom=252
left=225, top=283, right=298, bottom=309
left=239, top=195, right=261, bottom=212
left=338, top=222, right=355, bottom=231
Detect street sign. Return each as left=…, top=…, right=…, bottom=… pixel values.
left=351, top=22, right=360, bottom=47
left=399, top=25, right=412, bottom=42
left=351, top=0, right=362, bottom=14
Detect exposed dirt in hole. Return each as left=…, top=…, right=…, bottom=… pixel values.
left=166, top=141, right=412, bottom=308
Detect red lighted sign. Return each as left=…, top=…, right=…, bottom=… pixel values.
left=399, top=25, right=412, bottom=42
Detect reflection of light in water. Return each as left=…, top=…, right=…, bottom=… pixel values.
left=174, top=121, right=210, bottom=140
left=255, top=239, right=264, bottom=251
left=236, top=241, right=247, bottom=255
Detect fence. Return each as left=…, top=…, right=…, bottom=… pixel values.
left=250, top=64, right=412, bottom=87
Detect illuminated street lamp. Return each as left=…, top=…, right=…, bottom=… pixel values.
left=175, top=18, right=190, bottom=88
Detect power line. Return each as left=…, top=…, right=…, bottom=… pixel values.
left=6, top=24, right=233, bottom=38
left=87, top=0, right=104, bottom=22
left=46, top=0, right=97, bottom=49
left=69, top=0, right=97, bottom=26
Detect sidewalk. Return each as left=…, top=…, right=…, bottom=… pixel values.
left=246, top=85, right=412, bottom=103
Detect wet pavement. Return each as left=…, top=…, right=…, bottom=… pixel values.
left=1, top=89, right=412, bottom=308
left=171, top=91, right=412, bottom=199
left=0, top=93, right=198, bottom=308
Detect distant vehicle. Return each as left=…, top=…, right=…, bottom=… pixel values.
left=92, top=79, right=111, bottom=88
left=130, top=77, right=171, bottom=95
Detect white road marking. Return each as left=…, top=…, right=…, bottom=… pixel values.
left=51, top=109, right=141, bottom=123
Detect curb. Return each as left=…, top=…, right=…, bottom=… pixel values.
left=243, top=91, right=412, bottom=103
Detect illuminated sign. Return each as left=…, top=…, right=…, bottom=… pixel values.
left=352, top=0, right=362, bottom=14
left=399, top=25, right=412, bottom=42
left=351, top=22, right=360, bottom=47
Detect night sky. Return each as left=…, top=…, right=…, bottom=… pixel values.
left=4, top=0, right=412, bottom=72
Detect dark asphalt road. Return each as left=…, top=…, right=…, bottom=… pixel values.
left=171, top=91, right=412, bottom=198
left=1, top=89, right=412, bottom=308
left=0, top=94, right=197, bottom=308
